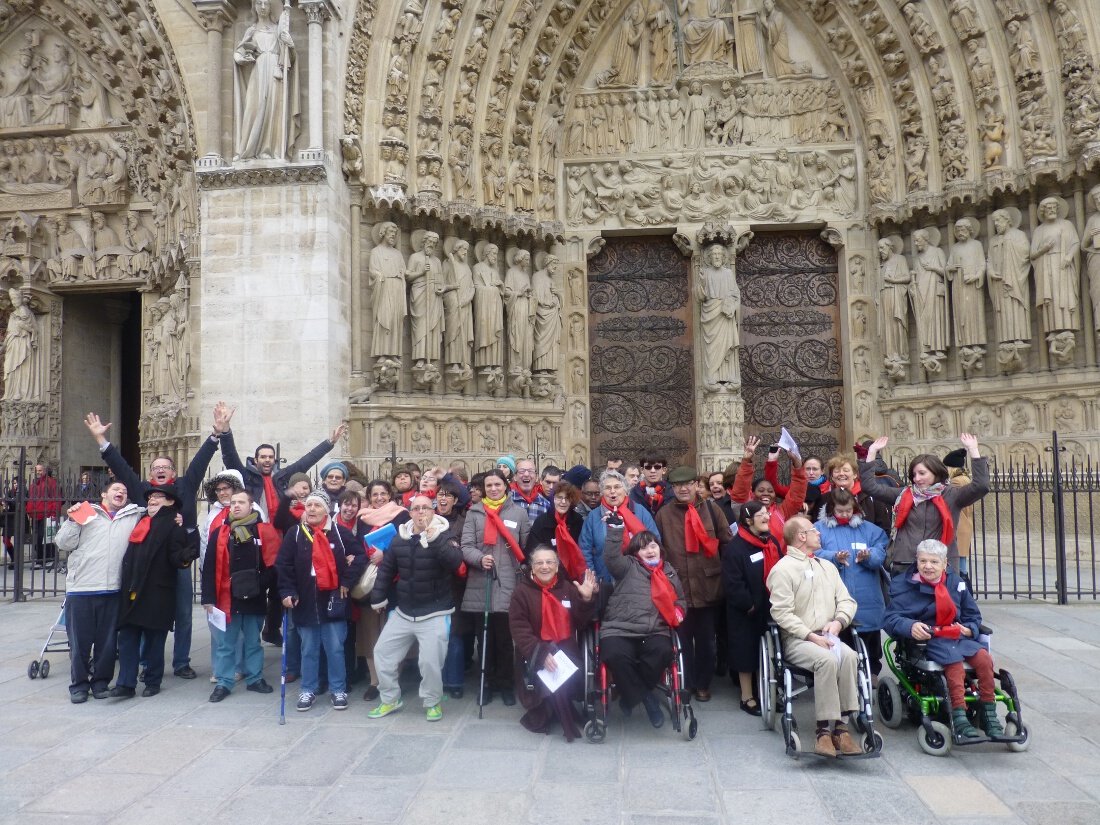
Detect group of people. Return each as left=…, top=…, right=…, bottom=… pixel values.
left=53, top=404, right=1004, bottom=755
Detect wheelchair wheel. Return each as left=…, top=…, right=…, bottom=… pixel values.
left=877, top=679, right=904, bottom=729
left=918, top=721, right=953, bottom=757
left=758, top=631, right=778, bottom=731
left=1002, top=714, right=1030, bottom=753
left=863, top=730, right=884, bottom=754
left=583, top=719, right=607, bottom=744
left=27, top=660, right=39, bottom=680
left=782, top=716, right=800, bottom=759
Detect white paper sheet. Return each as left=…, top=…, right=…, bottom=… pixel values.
left=536, top=650, right=578, bottom=693
left=207, top=606, right=227, bottom=632
left=777, top=426, right=800, bottom=460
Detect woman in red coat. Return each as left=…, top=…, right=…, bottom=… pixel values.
left=729, top=435, right=806, bottom=551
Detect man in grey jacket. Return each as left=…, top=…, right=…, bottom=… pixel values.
left=55, top=481, right=143, bottom=702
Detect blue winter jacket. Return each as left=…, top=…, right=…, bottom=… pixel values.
left=883, top=563, right=985, bottom=664
left=579, top=502, right=660, bottom=584
left=814, top=514, right=889, bottom=631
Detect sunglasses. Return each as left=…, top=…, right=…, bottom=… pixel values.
left=642, top=462, right=665, bottom=470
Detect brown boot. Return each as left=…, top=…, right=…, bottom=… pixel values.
left=814, top=730, right=838, bottom=757
left=832, top=726, right=863, bottom=756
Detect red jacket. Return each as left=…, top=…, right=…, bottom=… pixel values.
left=730, top=458, right=807, bottom=552
left=26, top=475, right=60, bottom=519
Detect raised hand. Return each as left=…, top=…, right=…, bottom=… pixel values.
left=212, top=401, right=236, bottom=434
left=743, top=435, right=761, bottom=461
left=959, top=432, right=980, bottom=457
left=84, top=412, right=111, bottom=445
left=331, top=421, right=349, bottom=445
left=865, top=435, right=889, bottom=460
left=574, top=568, right=597, bottom=601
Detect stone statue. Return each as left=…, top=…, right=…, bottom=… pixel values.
left=233, top=0, right=300, bottom=161
left=761, top=0, right=809, bottom=77
left=987, top=207, right=1032, bottom=370
left=149, top=296, right=186, bottom=402
left=472, top=242, right=505, bottom=377
left=442, top=238, right=475, bottom=372
left=0, top=48, right=32, bottom=127
left=648, top=0, right=675, bottom=84
left=678, top=0, right=734, bottom=67
left=1030, top=196, right=1080, bottom=364
left=503, top=247, right=534, bottom=391
left=878, top=235, right=910, bottom=380
left=910, top=227, right=949, bottom=373
left=32, top=41, right=73, bottom=125
left=2, top=287, right=41, bottom=401
left=406, top=230, right=444, bottom=370
left=946, top=218, right=986, bottom=371
left=697, top=243, right=741, bottom=388
left=531, top=254, right=563, bottom=374
left=91, top=212, right=123, bottom=280
left=368, top=222, right=407, bottom=359
left=684, top=82, right=709, bottom=148
left=610, top=2, right=644, bottom=86
left=119, top=211, right=156, bottom=277
left=1086, top=186, right=1100, bottom=339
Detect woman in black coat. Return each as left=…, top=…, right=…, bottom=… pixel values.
left=721, top=500, right=782, bottom=715
left=113, top=485, right=194, bottom=698
left=524, top=481, right=585, bottom=573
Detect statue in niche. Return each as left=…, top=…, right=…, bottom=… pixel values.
left=482, top=138, right=505, bottom=205
left=928, top=410, right=950, bottom=439
left=472, top=242, right=505, bottom=377
left=684, top=82, right=709, bottom=148
left=1052, top=0, right=1087, bottom=56
left=1006, top=21, right=1039, bottom=77
left=119, top=211, right=156, bottom=277
left=648, top=1, right=675, bottom=84
left=610, top=2, right=644, bottom=86
left=910, top=227, right=949, bottom=374
left=878, top=235, right=910, bottom=380
left=503, top=248, right=534, bottom=393
left=510, top=147, right=535, bottom=213
left=233, top=0, right=300, bottom=161
left=531, top=254, right=563, bottom=376
left=948, top=0, right=980, bottom=40
left=48, top=214, right=93, bottom=282
left=148, top=296, right=186, bottom=402
left=987, top=207, right=1032, bottom=371
left=761, top=0, right=809, bottom=77
left=2, top=287, right=41, bottom=401
left=678, top=0, right=734, bottom=67
left=91, top=212, right=123, bottom=280
left=697, top=243, right=740, bottom=389
left=368, top=222, right=407, bottom=360
left=1085, top=185, right=1100, bottom=339
left=75, top=66, right=112, bottom=128
left=1030, top=196, right=1080, bottom=364
left=442, top=237, right=475, bottom=377
left=0, top=48, right=32, bottom=127
left=32, top=40, right=73, bottom=125
left=980, top=108, right=1005, bottom=171
left=946, top=218, right=987, bottom=371
left=406, top=230, right=444, bottom=374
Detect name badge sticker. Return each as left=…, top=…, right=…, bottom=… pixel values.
left=503, top=519, right=518, bottom=529
left=561, top=600, right=571, bottom=608
left=805, top=569, right=814, bottom=580
left=749, top=551, right=764, bottom=563
left=957, top=581, right=967, bottom=592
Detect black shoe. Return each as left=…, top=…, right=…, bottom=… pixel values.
left=641, top=693, right=664, bottom=729
left=740, top=699, right=762, bottom=717
left=92, top=687, right=110, bottom=700
left=500, top=691, right=516, bottom=707
left=209, top=686, right=231, bottom=703
left=70, top=691, right=89, bottom=704
left=174, top=666, right=197, bottom=680
left=142, top=686, right=160, bottom=697
left=447, top=687, right=464, bottom=699
left=110, top=686, right=135, bottom=699
left=478, top=689, right=494, bottom=706
left=247, top=679, right=274, bottom=694
left=261, top=630, right=283, bottom=646
left=362, top=685, right=379, bottom=702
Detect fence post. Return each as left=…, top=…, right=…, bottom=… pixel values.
left=1049, top=431, right=1069, bottom=605
left=12, top=446, right=26, bottom=603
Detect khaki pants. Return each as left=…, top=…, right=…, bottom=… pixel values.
left=374, top=612, right=450, bottom=708
left=782, top=636, right=860, bottom=723
left=355, top=608, right=386, bottom=687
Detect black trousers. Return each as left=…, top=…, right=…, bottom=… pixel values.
left=30, top=518, right=53, bottom=564
left=601, top=633, right=672, bottom=709
left=117, top=625, right=168, bottom=689
left=65, top=594, right=119, bottom=694
left=473, top=612, right=514, bottom=692
left=676, top=605, right=717, bottom=692
left=859, top=629, right=883, bottom=676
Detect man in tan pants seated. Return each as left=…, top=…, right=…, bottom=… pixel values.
left=767, top=515, right=862, bottom=757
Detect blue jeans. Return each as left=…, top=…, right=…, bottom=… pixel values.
left=285, top=612, right=301, bottom=676
left=298, top=620, right=347, bottom=695
left=212, top=613, right=264, bottom=691
left=118, top=626, right=168, bottom=689
left=208, top=624, right=244, bottom=676
left=442, top=634, right=465, bottom=689
left=172, top=567, right=193, bottom=670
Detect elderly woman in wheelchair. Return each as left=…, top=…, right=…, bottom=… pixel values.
left=881, top=539, right=1028, bottom=755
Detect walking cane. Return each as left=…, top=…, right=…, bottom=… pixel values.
left=478, top=564, right=497, bottom=720
left=279, top=608, right=288, bottom=725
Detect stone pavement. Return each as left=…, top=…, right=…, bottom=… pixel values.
left=1, top=601, right=1099, bottom=825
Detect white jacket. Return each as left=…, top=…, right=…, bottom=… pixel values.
left=55, top=503, right=143, bottom=594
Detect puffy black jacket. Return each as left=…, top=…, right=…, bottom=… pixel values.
left=370, top=515, right=463, bottom=620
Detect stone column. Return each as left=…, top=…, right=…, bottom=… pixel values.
left=298, top=0, right=333, bottom=162
left=194, top=1, right=234, bottom=168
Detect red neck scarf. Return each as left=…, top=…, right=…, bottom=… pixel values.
left=302, top=523, right=339, bottom=590
left=684, top=503, right=718, bottom=557
left=511, top=482, right=543, bottom=505
left=537, top=575, right=572, bottom=642
left=262, top=474, right=279, bottom=519
left=482, top=503, right=525, bottom=563
left=404, top=488, right=438, bottom=507
left=602, top=498, right=646, bottom=540
left=337, top=514, right=357, bottom=533
left=895, top=488, right=954, bottom=544
left=129, top=516, right=151, bottom=543
left=921, top=572, right=962, bottom=638
left=644, top=484, right=664, bottom=510
left=289, top=500, right=305, bottom=521
left=647, top=562, right=682, bottom=627
left=554, top=511, right=586, bottom=579
left=214, top=525, right=234, bottom=620
left=738, top=525, right=781, bottom=580
left=835, top=516, right=851, bottom=526
left=209, top=507, right=230, bottom=536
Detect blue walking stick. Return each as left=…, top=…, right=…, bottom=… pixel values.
left=279, top=608, right=288, bottom=725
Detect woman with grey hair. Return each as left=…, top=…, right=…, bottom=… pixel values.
left=578, top=470, right=660, bottom=584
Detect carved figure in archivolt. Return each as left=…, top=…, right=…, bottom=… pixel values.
left=503, top=248, right=534, bottom=387
left=33, top=41, right=73, bottom=125
left=910, top=227, right=948, bottom=373
left=1031, top=197, right=1080, bottom=364
left=407, top=230, right=444, bottom=367
left=879, top=236, right=910, bottom=380
left=987, top=208, right=1032, bottom=370
left=442, top=238, right=474, bottom=371
left=946, top=218, right=986, bottom=370
left=610, top=3, right=644, bottom=86
left=648, top=1, right=676, bottom=84
left=0, top=48, right=32, bottom=127
left=679, top=0, right=734, bottom=67
left=369, top=222, right=407, bottom=360
left=2, top=287, right=41, bottom=401
left=233, top=0, right=300, bottom=161
left=697, top=243, right=741, bottom=388
left=472, top=242, right=505, bottom=370
left=1084, top=186, right=1100, bottom=337
left=762, top=0, right=809, bottom=77
left=531, top=254, right=563, bottom=375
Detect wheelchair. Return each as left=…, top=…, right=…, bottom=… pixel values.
left=758, top=622, right=883, bottom=759
left=581, top=622, right=698, bottom=743
left=877, top=632, right=1029, bottom=756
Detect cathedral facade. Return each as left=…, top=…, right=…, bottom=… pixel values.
left=1, top=0, right=1099, bottom=476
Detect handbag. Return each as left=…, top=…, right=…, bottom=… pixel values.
left=350, top=562, right=378, bottom=602
left=323, top=591, right=348, bottom=621
left=229, top=533, right=264, bottom=600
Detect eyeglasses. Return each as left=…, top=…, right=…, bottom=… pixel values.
left=531, top=560, right=558, bottom=567
left=642, top=463, right=665, bottom=470
left=151, top=464, right=173, bottom=472
left=215, top=485, right=232, bottom=493
left=409, top=505, right=435, bottom=511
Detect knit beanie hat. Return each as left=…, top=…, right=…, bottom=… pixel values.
left=495, top=455, right=517, bottom=474
left=287, top=472, right=311, bottom=489
left=304, top=489, right=331, bottom=510
left=320, top=461, right=348, bottom=480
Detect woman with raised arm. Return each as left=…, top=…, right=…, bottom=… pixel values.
left=729, top=435, right=806, bottom=551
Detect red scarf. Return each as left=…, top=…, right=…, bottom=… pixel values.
left=337, top=515, right=358, bottom=533
left=262, top=474, right=279, bottom=520
left=403, top=488, right=437, bottom=507
left=647, top=562, right=682, bottom=627
left=129, top=516, right=151, bottom=543
left=684, top=504, right=718, bottom=557
left=289, top=500, right=305, bottom=521
left=537, top=575, right=572, bottom=642
left=510, top=482, right=543, bottom=505
left=554, top=512, right=587, bottom=579
left=835, top=516, right=851, bottom=526
left=303, top=524, right=339, bottom=590
left=214, top=525, right=234, bottom=621
left=644, top=485, right=664, bottom=510
left=894, top=488, right=954, bottom=544
left=602, top=498, right=645, bottom=540
left=738, top=525, right=780, bottom=581
left=921, top=572, right=962, bottom=638
left=483, top=504, right=525, bottom=563
left=208, top=508, right=230, bottom=542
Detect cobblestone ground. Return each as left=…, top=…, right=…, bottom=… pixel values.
left=1, top=601, right=1098, bottom=825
